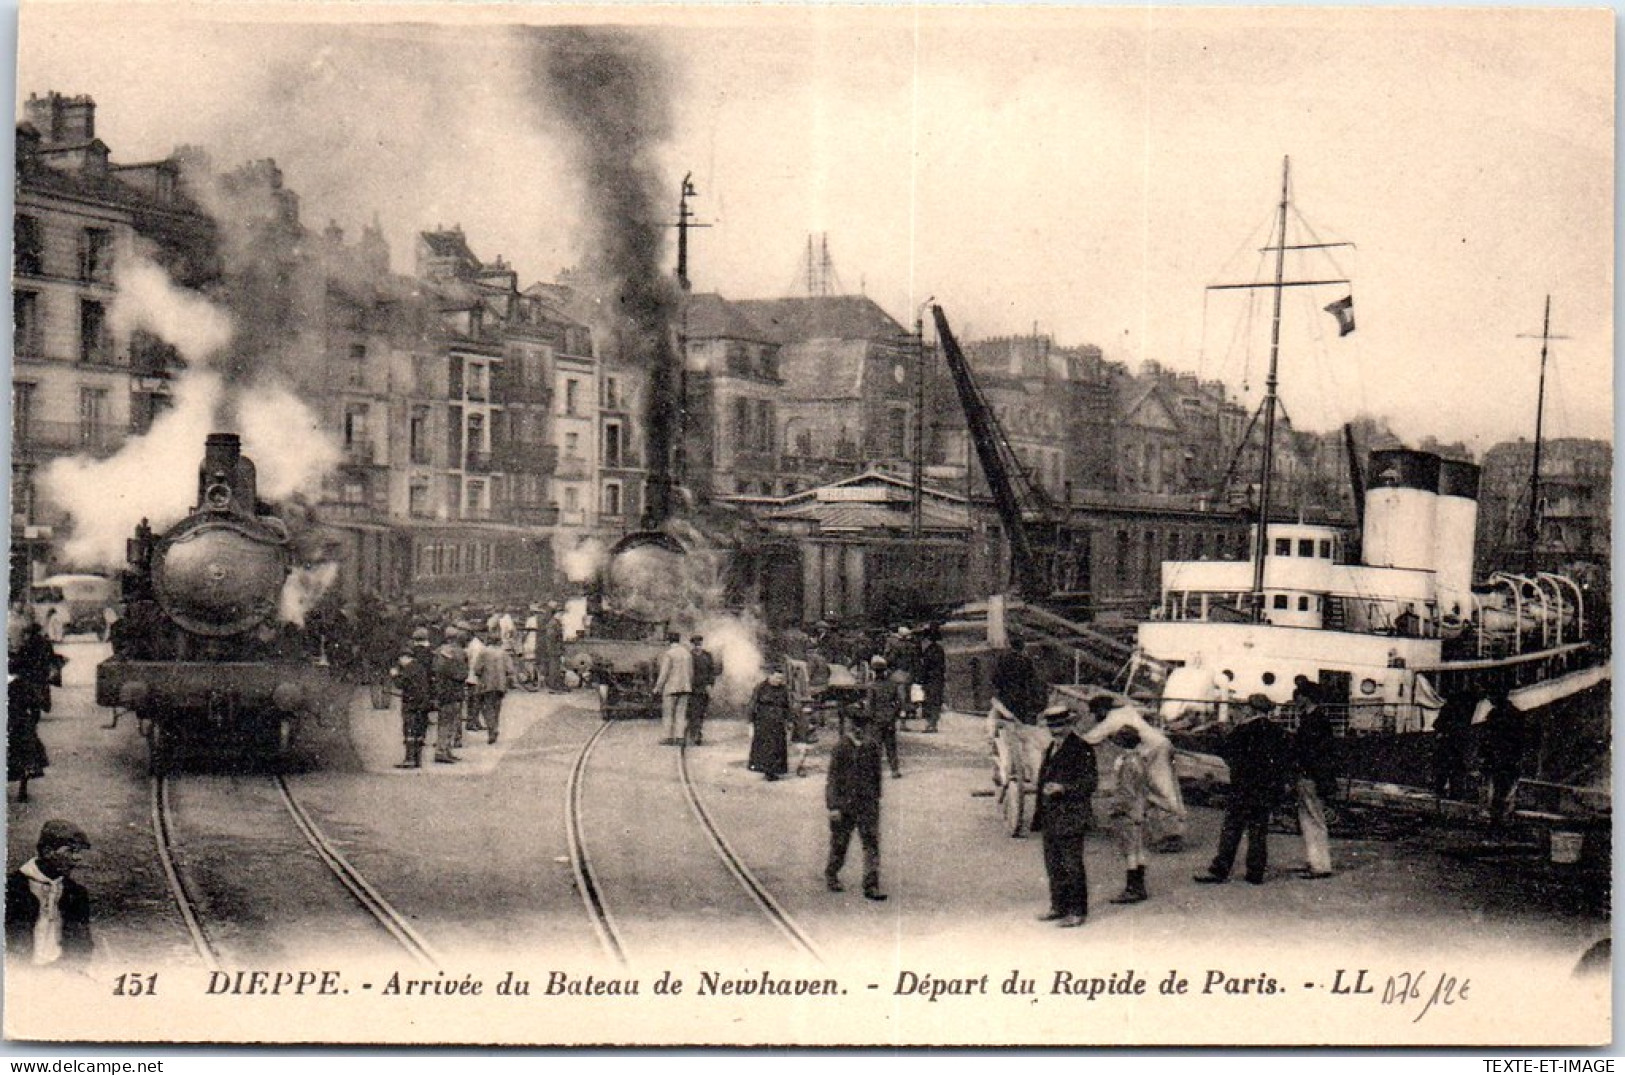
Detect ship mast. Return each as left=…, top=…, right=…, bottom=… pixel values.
left=1251, top=158, right=1291, bottom=619
left=1518, top=295, right=1565, bottom=574
left=1207, top=157, right=1352, bottom=622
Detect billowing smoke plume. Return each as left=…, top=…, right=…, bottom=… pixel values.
left=41, top=250, right=340, bottom=623
left=110, top=251, right=234, bottom=360
left=525, top=28, right=682, bottom=526
left=600, top=520, right=770, bottom=701
left=280, top=561, right=340, bottom=628
left=695, top=611, right=766, bottom=706
left=43, top=369, right=223, bottom=567
left=238, top=383, right=343, bottom=501
left=560, top=536, right=608, bottom=584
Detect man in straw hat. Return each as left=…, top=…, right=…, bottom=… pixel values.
left=1195, top=694, right=1292, bottom=886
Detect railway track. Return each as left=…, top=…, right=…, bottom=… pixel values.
left=151, top=772, right=441, bottom=970
left=677, top=742, right=823, bottom=962
left=563, top=718, right=822, bottom=965
left=563, top=720, right=628, bottom=965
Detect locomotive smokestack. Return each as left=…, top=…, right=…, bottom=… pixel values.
left=199, top=432, right=258, bottom=513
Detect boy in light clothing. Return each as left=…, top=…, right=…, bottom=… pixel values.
left=1108, top=726, right=1150, bottom=904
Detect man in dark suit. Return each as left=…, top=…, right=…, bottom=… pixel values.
left=825, top=707, right=887, bottom=901
left=390, top=628, right=437, bottom=768
left=1196, top=693, right=1292, bottom=886
left=688, top=635, right=719, bottom=746
left=1032, top=705, right=1099, bottom=927
left=6, top=819, right=93, bottom=968
left=918, top=626, right=947, bottom=733
left=1480, top=690, right=1526, bottom=831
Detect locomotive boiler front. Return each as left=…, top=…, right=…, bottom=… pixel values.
left=151, top=523, right=287, bottom=636
left=150, top=433, right=291, bottom=638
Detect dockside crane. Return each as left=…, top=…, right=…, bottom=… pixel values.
left=932, top=304, right=1077, bottom=604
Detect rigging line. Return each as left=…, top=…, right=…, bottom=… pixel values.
left=1197, top=286, right=1211, bottom=379
left=1289, top=204, right=1355, bottom=284
left=1214, top=203, right=1280, bottom=284
left=1232, top=245, right=1273, bottom=396
left=1294, top=282, right=1336, bottom=433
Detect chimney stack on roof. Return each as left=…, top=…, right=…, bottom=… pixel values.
left=26, top=91, right=96, bottom=145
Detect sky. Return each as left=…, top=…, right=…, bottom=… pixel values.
left=13, top=3, right=1614, bottom=453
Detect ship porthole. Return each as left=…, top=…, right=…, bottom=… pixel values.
left=1360, top=678, right=1378, bottom=695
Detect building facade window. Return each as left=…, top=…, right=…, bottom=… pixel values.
left=757, top=400, right=775, bottom=453
left=564, top=486, right=579, bottom=511
left=78, top=227, right=114, bottom=283
left=604, top=422, right=623, bottom=468
left=14, top=215, right=42, bottom=276
left=78, top=387, right=108, bottom=449
left=13, top=382, right=35, bottom=443
left=344, top=404, right=369, bottom=450
left=79, top=300, right=112, bottom=364
left=602, top=376, right=619, bottom=410
left=11, top=464, right=35, bottom=523
left=732, top=397, right=751, bottom=450
left=565, top=379, right=580, bottom=415
left=887, top=407, right=907, bottom=458
left=409, top=482, right=430, bottom=518
left=409, top=406, right=431, bottom=465
left=565, top=431, right=580, bottom=458
left=603, top=482, right=621, bottom=517
left=14, top=292, right=40, bottom=356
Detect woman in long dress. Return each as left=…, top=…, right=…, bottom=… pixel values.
left=9, top=624, right=57, bottom=802
left=747, top=669, right=792, bottom=781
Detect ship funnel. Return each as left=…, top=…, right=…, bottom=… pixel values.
left=1363, top=449, right=1440, bottom=573
left=1433, top=459, right=1481, bottom=618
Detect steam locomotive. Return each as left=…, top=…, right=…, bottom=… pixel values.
left=95, top=433, right=337, bottom=772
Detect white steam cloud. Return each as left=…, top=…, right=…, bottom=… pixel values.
left=238, top=384, right=343, bottom=501
left=561, top=536, right=608, bottom=583
left=109, top=253, right=234, bottom=359
left=43, top=371, right=223, bottom=569
left=280, top=562, right=340, bottom=628
left=695, top=611, right=765, bottom=706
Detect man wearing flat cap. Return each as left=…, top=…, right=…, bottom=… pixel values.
left=6, top=820, right=93, bottom=967
left=1195, top=694, right=1292, bottom=886
left=390, top=628, right=436, bottom=768
left=1031, top=704, right=1099, bottom=927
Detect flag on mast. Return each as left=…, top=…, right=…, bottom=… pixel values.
left=1324, top=295, right=1356, bottom=336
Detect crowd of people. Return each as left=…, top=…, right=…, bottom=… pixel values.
left=3, top=586, right=1549, bottom=961
left=382, top=600, right=571, bottom=768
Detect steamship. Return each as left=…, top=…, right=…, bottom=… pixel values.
left=1141, top=446, right=1607, bottom=749
left=1133, top=161, right=1609, bottom=801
